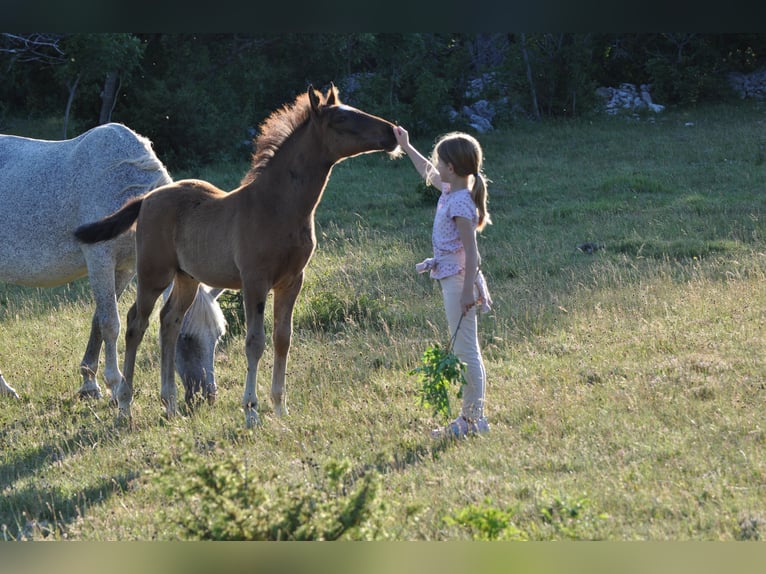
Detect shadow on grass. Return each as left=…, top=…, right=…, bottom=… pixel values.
left=346, top=432, right=472, bottom=487
left=0, top=423, right=136, bottom=540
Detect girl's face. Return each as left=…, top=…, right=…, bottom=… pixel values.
left=436, top=156, right=455, bottom=185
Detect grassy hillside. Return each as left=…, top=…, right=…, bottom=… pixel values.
left=1, top=102, right=765, bottom=541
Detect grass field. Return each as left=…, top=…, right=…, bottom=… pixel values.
left=1, top=102, right=765, bottom=541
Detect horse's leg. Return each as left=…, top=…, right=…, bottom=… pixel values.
left=241, top=281, right=270, bottom=428
left=78, top=312, right=104, bottom=399
left=78, top=252, right=115, bottom=399
left=271, top=272, right=304, bottom=417
left=118, top=281, right=164, bottom=424
left=79, top=246, right=131, bottom=400
left=158, top=274, right=199, bottom=419
left=80, top=264, right=134, bottom=401
left=101, top=265, right=135, bottom=398
left=201, top=287, right=225, bottom=405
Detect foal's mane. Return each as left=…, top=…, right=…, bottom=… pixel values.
left=241, top=88, right=328, bottom=185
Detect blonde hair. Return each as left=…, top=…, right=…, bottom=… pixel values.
left=430, top=132, right=491, bottom=231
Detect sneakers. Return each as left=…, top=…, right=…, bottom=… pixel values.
left=431, top=415, right=490, bottom=439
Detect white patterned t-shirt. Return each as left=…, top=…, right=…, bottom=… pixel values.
left=430, top=185, right=478, bottom=279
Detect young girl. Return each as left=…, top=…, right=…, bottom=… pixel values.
left=394, top=126, right=492, bottom=439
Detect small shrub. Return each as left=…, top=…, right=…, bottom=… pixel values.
left=445, top=499, right=526, bottom=541
left=153, top=451, right=383, bottom=540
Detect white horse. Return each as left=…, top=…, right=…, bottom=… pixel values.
left=0, top=123, right=225, bottom=404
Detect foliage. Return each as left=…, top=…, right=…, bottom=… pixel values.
left=153, top=448, right=383, bottom=540
left=415, top=179, right=440, bottom=204
left=509, top=33, right=601, bottom=117
left=216, top=289, right=245, bottom=341
left=123, top=34, right=262, bottom=168
left=57, top=33, right=143, bottom=91
left=444, top=498, right=526, bottom=541
left=643, top=34, right=732, bottom=105
left=409, top=343, right=466, bottom=421
left=3, top=34, right=766, bottom=167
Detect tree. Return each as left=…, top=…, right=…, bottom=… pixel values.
left=520, top=33, right=541, bottom=120
left=0, top=33, right=66, bottom=67
left=55, top=34, right=144, bottom=136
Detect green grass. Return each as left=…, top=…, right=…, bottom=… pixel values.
left=2, top=102, right=766, bottom=540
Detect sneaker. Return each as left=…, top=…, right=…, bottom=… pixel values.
left=475, top=416, right=490, bottom=434
left=431, top=415, right=490, bottom=439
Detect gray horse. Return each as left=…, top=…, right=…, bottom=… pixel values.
left=0, top=123, right=225, bottom=404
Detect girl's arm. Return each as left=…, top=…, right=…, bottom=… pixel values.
left=455, top=216, right=479, bottom=315
left=394, top=126, right=442, bottom=189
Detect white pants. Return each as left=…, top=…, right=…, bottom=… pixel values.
left=439, top=273, right=486, bottom=420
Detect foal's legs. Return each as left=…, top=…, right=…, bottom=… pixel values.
left=271, top=273, right=304, bottom=417
left=158, top=274, right=199, bottom=419
left=117, top=280, right=167, bottom=423
left=241, top=280, right=270, bottom=427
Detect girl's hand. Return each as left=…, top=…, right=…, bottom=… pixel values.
left=394, top=125, right=409, bottom=148
left=460, top=292, right=476, bottom=316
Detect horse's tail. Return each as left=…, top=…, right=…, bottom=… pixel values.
left=74, top=197, right=143, bottom=244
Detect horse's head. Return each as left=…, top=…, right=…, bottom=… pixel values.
left=169, top=285, right=227, bottom=406
left=308, top=83, right=400, bottom=161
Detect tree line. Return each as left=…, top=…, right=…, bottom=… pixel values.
left=2, top=33, right=764, bottom=170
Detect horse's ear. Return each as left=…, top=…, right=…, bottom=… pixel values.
left=308, top=84, right=321, bottom=116
left=205, top=287, right=225, bottom=301
left=326, top=82, right=339, bottom=106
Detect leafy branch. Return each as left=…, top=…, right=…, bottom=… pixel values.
left=409, top=343, right=466, bottom=421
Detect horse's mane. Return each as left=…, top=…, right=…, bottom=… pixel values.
left=241, top=89, right=320, bottom=185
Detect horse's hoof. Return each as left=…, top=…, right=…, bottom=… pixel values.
left=162, top=396, right=179, bottom=420
left=244, top=408, right=260, bottom=428
left=204, top=384, right=217, bottom=406
left=115, top=411, right=132, bottom=428
left=77, top=383, right=103, bottom=400
left=273, top=404, right=288, bottom=418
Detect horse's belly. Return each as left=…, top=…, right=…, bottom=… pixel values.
left=0, top=247, right=86, bottom=287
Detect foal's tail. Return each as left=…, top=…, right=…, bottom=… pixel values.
left=74, top=197, right=143, bottom=244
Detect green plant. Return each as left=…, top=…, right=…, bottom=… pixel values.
left=536, top=491, right=607, bottom=540
left=445, top=499, right=526, bottom=540
left=409, top=342, right=466, bottom=421
left=153, top=451, right=382, bottom=541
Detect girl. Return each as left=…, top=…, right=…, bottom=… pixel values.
left=394, top=126, right=492, bottom=439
